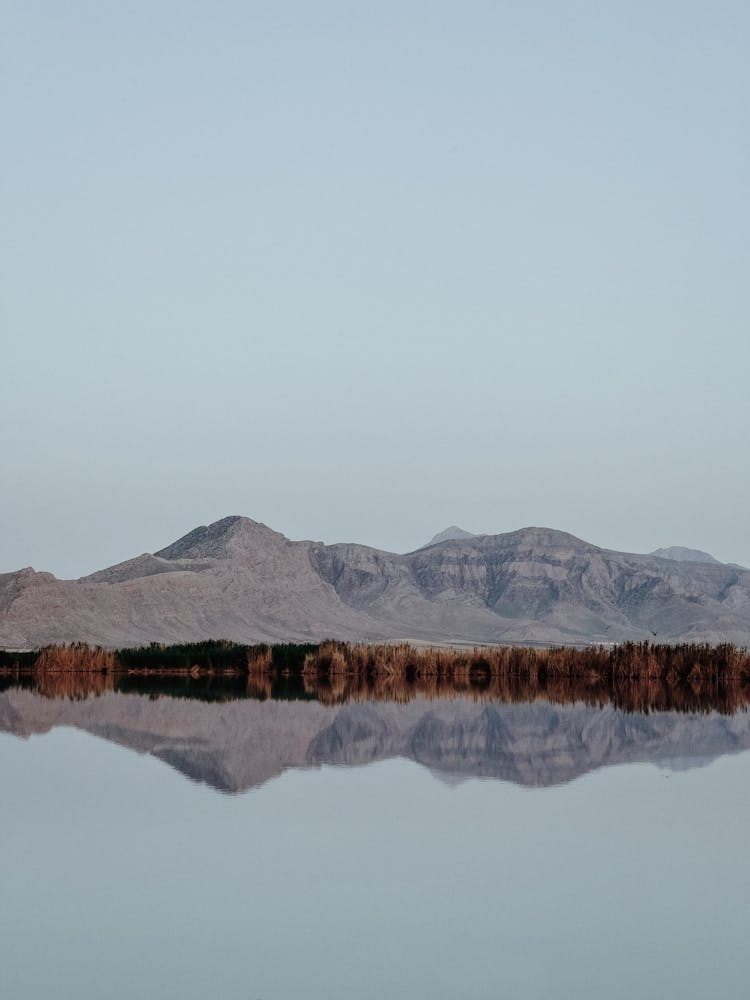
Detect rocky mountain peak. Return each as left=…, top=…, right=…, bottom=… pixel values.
left=154, top=515, right=285, bottom=561
left=650, top=546, right=720, bottom=565
left=499, top=526, right=592, bottom=551
left=423, top=525, right=476, bottom=547
left=2, top=514, right=749, bottom=649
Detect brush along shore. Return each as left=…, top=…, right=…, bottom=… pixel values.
left=1, top=639, right=749, bottom=714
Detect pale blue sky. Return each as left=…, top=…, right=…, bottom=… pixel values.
left=2, top=2, right=748, bottom=577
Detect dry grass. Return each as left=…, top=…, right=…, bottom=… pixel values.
left=26, top=644, right=117, bottom=700
left=246, top=645, right=273, bottom=672
left=296, top=641, right=750, bottom=712
left=301, top=640, right=750, bottom=680
left=15, top=639, right=750, bottom=713
left=34, top=643, right=116, bottom=673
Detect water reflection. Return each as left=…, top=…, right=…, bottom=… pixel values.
left=3, top=660, right=750, bottom=713
left=1, top=669, right=748, bottom=793
left=4, top=657, right=749, bottom=1000
left=3, top=728, right=749, bottom=1000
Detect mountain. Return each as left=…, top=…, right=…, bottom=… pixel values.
left=1, top=515, right=750, bottom=648
left=423, top=526, right=476, bottom=547
left=650, top=546, right=720, bottom=565
left=2, top=688, right=749, bottom=793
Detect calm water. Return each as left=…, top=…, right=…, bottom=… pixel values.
left=2, top=684, right=749, bottom=999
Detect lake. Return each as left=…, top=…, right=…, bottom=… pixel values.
left=1, top=678, right=749, bottom=999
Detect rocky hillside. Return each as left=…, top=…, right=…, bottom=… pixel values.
left=1, top=515, right=749, bottom=648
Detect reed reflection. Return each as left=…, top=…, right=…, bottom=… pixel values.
left=2, top=640, right=748, bottom=714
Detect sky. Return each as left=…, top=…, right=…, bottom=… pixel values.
left=2, top=1, right=748, bottom=579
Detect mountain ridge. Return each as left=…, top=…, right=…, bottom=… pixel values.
left=1, top=515, right=749, bottom=649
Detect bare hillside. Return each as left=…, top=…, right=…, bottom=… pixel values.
left=1, top=515, right=749, bottom=648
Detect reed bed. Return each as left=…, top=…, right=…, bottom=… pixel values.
left=2, top=639, right=748, bottom=713
left=301, top=639, right=750, bottom=680
left=295, top=641, right=750, bottom=713
left=33, top=643, right=117, bottom=673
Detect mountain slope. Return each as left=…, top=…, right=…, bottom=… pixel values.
left=1, top=516, right=750, bottom=648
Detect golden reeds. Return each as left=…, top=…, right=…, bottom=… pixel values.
left=10, top=639, right=749, bottom=712
left=34, top=643, right=117, bottom=673
left=295, top=641, right=750, bottom=712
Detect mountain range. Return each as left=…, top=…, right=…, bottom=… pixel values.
left=1, top=514, right=749, bottom=649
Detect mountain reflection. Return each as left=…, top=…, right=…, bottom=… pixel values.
left=2, top=667, right=749, bottom=794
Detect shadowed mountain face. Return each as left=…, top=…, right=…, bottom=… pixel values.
left=2, top=515, right=750, bottom=648
left=2, top=687, right=749, bottom=794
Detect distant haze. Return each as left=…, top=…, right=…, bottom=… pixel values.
left=2, top=2, right=748, bottom=578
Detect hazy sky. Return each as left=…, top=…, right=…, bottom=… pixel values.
left=2, top=1, right=749, bottom=578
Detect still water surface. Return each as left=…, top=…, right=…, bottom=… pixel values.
left=1, top=686, right=749, bottom=999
